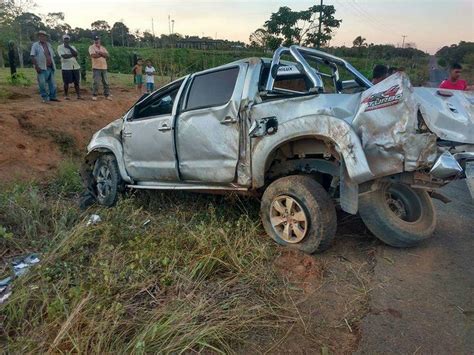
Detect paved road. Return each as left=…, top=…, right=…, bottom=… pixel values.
left=357, top=59, right=472, bottom=352
left=428, top=55, right=447, bottom=88
left=357, top=180, right=474, bottom=353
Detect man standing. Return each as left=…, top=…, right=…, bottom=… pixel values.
left=30, top=30, right=59, bottom=103
left=89, top=35, right=111, bottom=101
left=439, top=63, right=468, bottom=91
left=57, top=34, right=82, bottom=100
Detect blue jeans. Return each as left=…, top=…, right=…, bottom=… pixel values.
left=146, top=82, right=154, bottom=92
left=37, top=67, right=57, bottom=100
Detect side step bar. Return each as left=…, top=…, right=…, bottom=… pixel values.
left=127, top=182, right=248, bottom=192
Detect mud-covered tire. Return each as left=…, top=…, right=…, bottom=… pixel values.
left=260, top=175, right=337, bottom=254
left=93, top=154, right=122, bottom=207
left=359, top=183, right=436, bottom=247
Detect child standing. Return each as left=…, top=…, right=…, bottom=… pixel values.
left=132, top=58, right=143, bottom=94
left=145, top=59, right=156, bottom=93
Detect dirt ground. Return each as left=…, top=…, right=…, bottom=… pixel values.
left=0, top=85, right=135, bottom=182
left=1, top=83, right=473, bottom=353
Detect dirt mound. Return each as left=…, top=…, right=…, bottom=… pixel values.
left=274, top=249, right=323, bottom=291
left=0, top=86, right=135, bottom=182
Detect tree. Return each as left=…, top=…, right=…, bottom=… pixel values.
left=91, top=20, right=110, bottom=43
left=0, top=0, right=37, bottom=67
left=111, top=21, right=130, bottom=47
left=249, top=28, right=268, bottom=48
left=352, top=35, right=366, bottom=48
left=263, top=5, right=341, bottom=48
left=44, top=12, right=71, bottom=42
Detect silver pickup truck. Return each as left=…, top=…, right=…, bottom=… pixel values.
left=82, top=45, right=474, bottom=253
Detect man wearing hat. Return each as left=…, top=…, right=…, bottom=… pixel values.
left=57, top=34, right=82, bottom=100
left=88, top=35, right=111, bottom=101
left=30, top=30, right=59, bottom=102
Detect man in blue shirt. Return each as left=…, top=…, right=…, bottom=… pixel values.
left=30, top=30, right=59, bottom=103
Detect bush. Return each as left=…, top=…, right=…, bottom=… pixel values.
left=437, top=58, right=447, bottom=68
left=7, top=72, right=32, bottom=87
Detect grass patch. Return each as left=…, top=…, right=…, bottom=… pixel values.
left=0, top=169, right=292, bottom=353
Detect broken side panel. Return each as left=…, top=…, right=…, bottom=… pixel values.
left=351, top=72, right=437, bottom=178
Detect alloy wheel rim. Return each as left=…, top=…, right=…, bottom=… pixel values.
left=96, top=165, right=112, bottom=199
left=270, top=195, right=308, bottom=243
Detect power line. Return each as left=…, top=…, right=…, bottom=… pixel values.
left=332, top=0, right=402, bottom=42
left=317, top=0, right=323, bottom=48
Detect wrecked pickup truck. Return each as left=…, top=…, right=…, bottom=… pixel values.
left=82, top=45, right=474, bottom=253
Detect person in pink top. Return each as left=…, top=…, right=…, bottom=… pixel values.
left=439, top=63, right=468, bottom=91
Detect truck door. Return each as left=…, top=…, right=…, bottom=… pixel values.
left=176, top=63, right=248, bottom=183
left=122, top=79, right=185, bottom=181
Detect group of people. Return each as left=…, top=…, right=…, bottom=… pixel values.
left=30, top=30, right=157, bottom=103
left=371, top=62, right=468, bottom=91
left=30, top=29, right=469, bottom=103
left=132, top=58, right=156, bottom=94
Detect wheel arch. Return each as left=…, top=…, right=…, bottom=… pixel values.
left=251, top=114, right=374, bottom=189
left=85, top=138, right=132, bottom=183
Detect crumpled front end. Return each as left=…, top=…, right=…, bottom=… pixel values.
left=352, top=72, right=438, bottom=178
left=87, top=118, right=124, bottom=153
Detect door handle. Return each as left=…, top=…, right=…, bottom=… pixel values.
left=221, top=116, right=237, bottom=125
left=158, top=123, right=172, bottom=131
left=123, top=131, right=132, bottom=137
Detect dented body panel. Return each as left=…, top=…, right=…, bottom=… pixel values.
left=85, top=46, right=474, bottom=210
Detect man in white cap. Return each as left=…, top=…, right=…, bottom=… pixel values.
left=57, top=34, right=83, bottom=100
left=30, top=30, right=59, bottom=103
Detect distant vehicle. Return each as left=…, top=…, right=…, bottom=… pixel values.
left=83, top=46, right=474, bottom=253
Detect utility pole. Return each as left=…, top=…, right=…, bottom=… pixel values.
left=151, top=18, right=156, bottom=48
left=168, top=15, right=171, bottom=35
left=317, top=0, right=323, bottom=48
left=171, top=19, right=175, bottom=35
left=401, top=35, right=407, bottom=49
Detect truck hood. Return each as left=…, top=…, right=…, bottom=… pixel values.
left=413, top=88, right=474, bottom=144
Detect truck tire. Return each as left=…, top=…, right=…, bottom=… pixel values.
left=92, top=154, right=122, bottom=207
left=359, top=183, right=436, bottom=247
left=260, top=175, right=337, bottom=254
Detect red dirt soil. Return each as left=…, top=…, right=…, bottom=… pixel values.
left=0, top=86, right=135, bottom=182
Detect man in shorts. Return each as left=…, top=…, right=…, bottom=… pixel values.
left=57, top=34, right=82, bottom=100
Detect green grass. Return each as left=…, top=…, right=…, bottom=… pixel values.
left=0, top=164, right=293, bottom=353
left=0, top=68, right=171, bottom=88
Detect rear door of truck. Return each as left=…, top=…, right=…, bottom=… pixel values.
left=175, top=63, right=248, bottom=183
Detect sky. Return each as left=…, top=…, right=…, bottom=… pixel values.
left=34, top=0, right=474, bottom=54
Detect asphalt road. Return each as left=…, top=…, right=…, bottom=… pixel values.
left=357, top=181, right=474, bottom=353
left=428, top=55, right=447, bottom=87
left=356, top=61, right=473, bottom=353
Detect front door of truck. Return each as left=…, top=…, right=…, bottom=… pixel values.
left=176, top=63, right=248, bottom=183
left=123, top=80, right=184, bottom=181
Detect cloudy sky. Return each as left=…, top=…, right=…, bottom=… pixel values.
left=35, top=0, right=473, bottom=53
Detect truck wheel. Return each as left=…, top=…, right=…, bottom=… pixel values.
left=359, top=183, right=436, bottom=247
left=260, top=175, right=337, bottom=254
left=93, top=154, right=122, bottom=207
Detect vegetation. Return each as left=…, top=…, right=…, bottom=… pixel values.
left=436, top=41, right=474, bottom=83
left=252, top=4, right=342, bottom=50
left=0, top=162, right=296, bottom=353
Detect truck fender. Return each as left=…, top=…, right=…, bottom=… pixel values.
left=86, top=137, right=132, bottom=183
left=251, top=114, right=374, bottom=188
